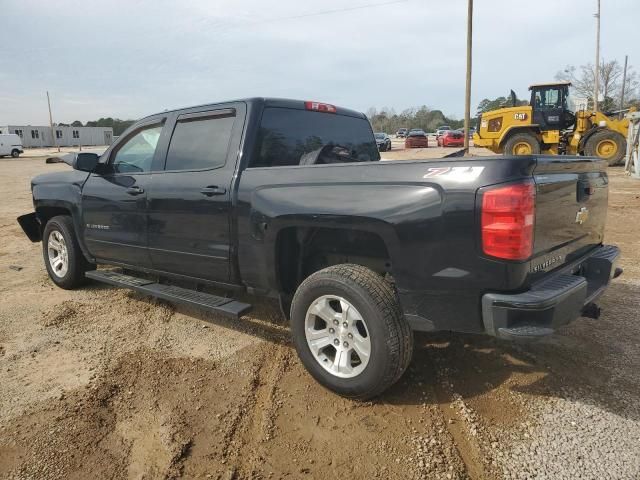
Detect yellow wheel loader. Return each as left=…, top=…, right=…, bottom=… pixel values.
left=473, top=81, right=631, bottom=165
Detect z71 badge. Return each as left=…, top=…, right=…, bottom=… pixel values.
left=423, top=166, right=485, bottom=181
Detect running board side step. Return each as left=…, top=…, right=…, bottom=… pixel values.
left=86, top=270, right=252, bottom=318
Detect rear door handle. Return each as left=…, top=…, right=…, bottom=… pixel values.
left=126, top=186, right=145, bottom=195
left=200, top=186, right=227, bottom=196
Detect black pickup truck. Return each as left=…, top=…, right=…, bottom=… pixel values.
left=18, top=98, right=621, bottom=399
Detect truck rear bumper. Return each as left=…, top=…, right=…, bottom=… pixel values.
left=482, top=245, right=621, bottom=340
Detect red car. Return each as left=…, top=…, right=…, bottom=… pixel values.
left=404, top=131, right=429, bottom=148
left=437, top=130, right=464, bottom=147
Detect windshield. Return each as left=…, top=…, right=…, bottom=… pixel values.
left=253, top=107, right=380, bottom=167
left=374, top=133, right=385, bottom=139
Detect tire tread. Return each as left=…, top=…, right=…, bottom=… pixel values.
left=43, top=215, right=94, bottom=289
left=293, top=264, right=413, bottom=399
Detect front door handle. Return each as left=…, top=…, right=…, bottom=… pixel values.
left=126, top=186, right=145, bottom=195
left=200, top=186, right=226, bottom=196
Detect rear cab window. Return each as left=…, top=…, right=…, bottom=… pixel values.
left=165, top=110, right=236, bottom=171
left=252, top=107, right=380, bottom=168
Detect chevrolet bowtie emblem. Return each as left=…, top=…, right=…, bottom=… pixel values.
left=575, top=207, right=589, bottom=225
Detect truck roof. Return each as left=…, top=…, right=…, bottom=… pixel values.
left=528, top=81, right=572, bottom=89
left=141, top=97, right=367, bottom=122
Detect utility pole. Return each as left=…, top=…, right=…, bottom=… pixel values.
left=594, top=0, right=601, bottom=112
left=46, top=91, right=60, bottom=153
left=463, top=0, right=473, bottom=155
left=620, top=54, right=628, bottom=116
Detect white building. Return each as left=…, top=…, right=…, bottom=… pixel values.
left=0, top=125, right=113, bottom=148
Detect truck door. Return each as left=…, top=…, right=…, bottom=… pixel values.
left=81, top=117, right=167, bottom=267
left=146, top=104, right=244, bottom=282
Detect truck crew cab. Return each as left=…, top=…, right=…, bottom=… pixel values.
left=18, top=98, right=621, bottom=399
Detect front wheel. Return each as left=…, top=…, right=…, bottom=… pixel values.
left=290, top=264, right=413, bottom=399
left=503, top=132, right=541, bottom=155
left=584, top=129, right=626, bottom=166
left=11, top=149, right=20, bottom=158
left=43, top=215, right=95, bottom=289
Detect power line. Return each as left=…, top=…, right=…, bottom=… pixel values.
left=254, top=0, right=408, bottom=25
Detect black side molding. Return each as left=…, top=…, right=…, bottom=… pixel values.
left=86, top=270, right=252, bottom=318
left=17, top=212, right=42, bottom=242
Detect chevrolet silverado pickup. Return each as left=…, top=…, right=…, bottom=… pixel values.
left=18, top=98, right=622, bottom=399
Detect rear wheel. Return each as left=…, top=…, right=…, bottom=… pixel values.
left=43, top=216, right=95, bottom=289
left=290, top=264, right=413, bottom=399
left=503, top=132, right=541, bottom=155
left=11, top=149, right=20, bottom=158
left=584, top=129, right=626, bottom=166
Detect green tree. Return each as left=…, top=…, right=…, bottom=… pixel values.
left=367, top=105, right=464, bottom=134
left=84, top=117, right=136, bottom=136
left=477, top=94, right=528, bottom=114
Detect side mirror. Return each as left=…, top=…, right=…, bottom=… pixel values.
left=75, top=152, right=100, bottom=172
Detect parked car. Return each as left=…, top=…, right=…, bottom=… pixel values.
left=0, top=133, right=24, bottom=158
left=437, top=130, right=465, bottom=147
left=395, top=128, right=408, bottom=138
left=374, top=132, right=392, bottom=152
left=18, top=97, right=621, bottom=399
left=435, top=125, right=451, bottom=137
left=404, top=130, right=429, bottom=148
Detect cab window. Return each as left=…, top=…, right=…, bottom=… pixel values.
left=111, top=125, right=163, bottom=174
left=253, top=107, right=379, bottom=168
left=534, top=87, right=563, bottom=110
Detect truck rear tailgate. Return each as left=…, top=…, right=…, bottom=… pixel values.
left=530, top=157, right=608, bottom=275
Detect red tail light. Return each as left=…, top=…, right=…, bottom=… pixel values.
left=305, top=101, right=337, bottom=113
left=481, top=182, right=535, bottom=260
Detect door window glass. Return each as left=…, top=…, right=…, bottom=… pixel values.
left=536, top=88, right=561, bottom=110
left=165, top=114, right=235, bottom=171
left=111, top=125, right=163, bottom=173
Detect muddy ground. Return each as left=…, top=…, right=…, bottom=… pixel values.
left=0, top=154, right=639, bottom=479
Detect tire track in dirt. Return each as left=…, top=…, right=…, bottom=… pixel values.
left=433, top=386, right=490, bottom=480
left=220, top=343, right=292, bottom=478
left=429, top=346, right=494, bottom=480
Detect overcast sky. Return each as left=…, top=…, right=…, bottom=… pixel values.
left=1, top=0, right=638, bottom=125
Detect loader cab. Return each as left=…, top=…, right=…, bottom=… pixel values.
left=529, top=81, right=575, bottom=131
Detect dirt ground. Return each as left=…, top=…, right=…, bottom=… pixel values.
left=0, top=152, right=639, bottom=480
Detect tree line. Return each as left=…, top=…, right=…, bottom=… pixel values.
left=367, top=106, right=464, bottom=134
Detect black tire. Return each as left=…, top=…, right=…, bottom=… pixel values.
left=503, top=132, right=541, bottom=155
left=583, top=129, right=626, bottom=166
left=42, top=215, right=95, bottom=289
left=290, top=264, right=413, bottom=399
left=11, top=149, right=20, bottom=158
